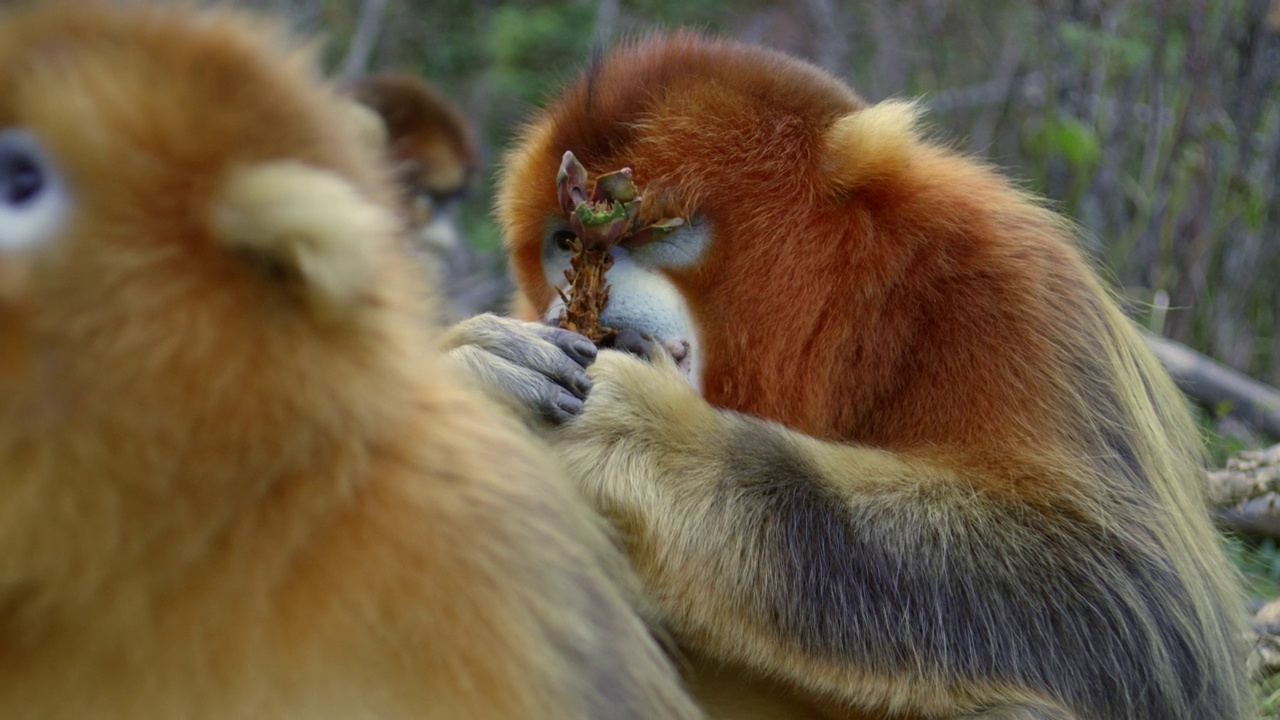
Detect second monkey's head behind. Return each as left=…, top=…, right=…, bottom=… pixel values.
left=347, top=72, right=478, bottom=250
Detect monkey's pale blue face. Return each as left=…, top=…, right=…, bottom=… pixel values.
left=0, top=129, right=70, bottom=254
left=541, top=218, right=713, bottom=393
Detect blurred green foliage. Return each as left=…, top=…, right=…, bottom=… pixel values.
left=1228, top=534, right=1280, bottom=599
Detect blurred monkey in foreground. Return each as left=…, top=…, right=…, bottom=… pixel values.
left=450, top=33, right=1252, bottom=719
left=0, top=5, right=700, bottom=718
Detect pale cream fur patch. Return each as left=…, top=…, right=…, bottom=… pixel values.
left=212, top=160, right=393, bottom=317
left=824, top=100, right=923, bottom=187
left=343, top=100, right=390, bottom=156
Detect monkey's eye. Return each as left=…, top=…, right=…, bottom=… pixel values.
left=551, top=230, right=577, bottom=252
left=0, top=129, right=69, bottom=251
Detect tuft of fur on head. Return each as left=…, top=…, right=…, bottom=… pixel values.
left=823, top=100, right=923, bottom=188
left=344, top=99, right=392, bottom=154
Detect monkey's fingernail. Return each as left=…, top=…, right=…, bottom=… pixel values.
left=575, top=372, right=594, bottom=396
left=573, top=340, right=598, bottom=361
left=612, top=327, right=647, bottom=358
left=558, top=393, right=585, bottom=415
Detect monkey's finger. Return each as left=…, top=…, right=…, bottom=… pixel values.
left=449, top=315, right=594, bottom=397
left=486, top=333, right=593, bottom=399
left=531, top=320, right=598, bottom=368
left=545, top=327, right=598, bottom=368
left=448, top=345, right=586, bottom=424
left=606, top=328, right=655, bottom=362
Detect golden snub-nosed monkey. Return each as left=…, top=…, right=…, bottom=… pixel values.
left=448, top=32, right=1253, bottom=720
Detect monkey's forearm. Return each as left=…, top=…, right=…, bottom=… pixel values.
left=557, top=397, right=1219, bottom=718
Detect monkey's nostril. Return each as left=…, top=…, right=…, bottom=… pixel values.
left=664, top=339, right=690, bottom=362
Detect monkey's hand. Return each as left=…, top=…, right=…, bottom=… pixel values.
left=557, top=342, right=707, bottom=437
left=547, top=344, right=726, bottom=545
left=442, top=313, right=597, bottom=424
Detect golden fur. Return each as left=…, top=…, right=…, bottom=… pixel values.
left=496, top=33, right=1252, bottom=719
left=0, top=5, right=700, bottom=718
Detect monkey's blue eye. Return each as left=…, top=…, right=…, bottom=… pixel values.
left=2, top=153, right=43, bottom=206
left=0, top=129, right=69, bottom=250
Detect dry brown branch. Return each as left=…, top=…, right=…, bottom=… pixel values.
left=553, top=152, right=683, bottom=345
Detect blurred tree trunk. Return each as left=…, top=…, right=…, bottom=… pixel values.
left=338, top=0, right=388, bottom=81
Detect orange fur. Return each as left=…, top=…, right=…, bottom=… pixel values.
left=498, top=33, right=1251, bottom=719
left=0, top=6, right=699, bottom=718
left=497, top=34, right=1165, bottom=489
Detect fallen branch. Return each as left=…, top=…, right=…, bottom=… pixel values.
left=1219, top=499, right=1280, bottom=539
left=1145, top=332, right=1280, bottom=439
left=1136, top=334, right=1280, bottom=536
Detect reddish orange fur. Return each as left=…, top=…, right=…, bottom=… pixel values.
left=505, top=35, right=1116, bottom=491
left=0, top=6, right=698, bottom=718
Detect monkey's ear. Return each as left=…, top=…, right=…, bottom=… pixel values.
left=343, top=98, right=391, bottom=155
left=823, top=100, right=922, bottom=189
left=211, top=161, right=395, bottom=319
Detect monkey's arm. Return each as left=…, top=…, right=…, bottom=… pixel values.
left=441, top=313, right=596, bottom=424
left=554, top=350, right=1216, bottom=719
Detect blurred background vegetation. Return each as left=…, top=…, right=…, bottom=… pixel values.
left=247, top=0, right=1279, bottom=407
